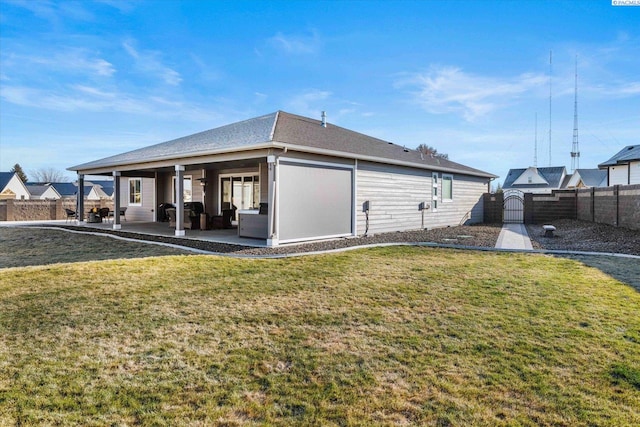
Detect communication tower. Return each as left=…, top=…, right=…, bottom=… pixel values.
left=570, top=55, right=580, bottom=171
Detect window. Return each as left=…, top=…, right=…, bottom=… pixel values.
left=432, top=172, right=439, bottom=211
left=442, top=174, right=453, bottom=201
left=129, top=178, right=142, bottom=206
left=172, top=176, right=192, bottom=203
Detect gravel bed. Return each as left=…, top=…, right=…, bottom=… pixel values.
left=526, top=219, right=640, bottom=256
left=47, top=224, right=504, bottom=256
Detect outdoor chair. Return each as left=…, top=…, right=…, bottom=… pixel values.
left=64, top=208, right=77, bottom=223
left=99, top=207, right=111, bottom=223
left=119, top=207, right=127, bottom=221
left=166, top=208, right=192, bottom=229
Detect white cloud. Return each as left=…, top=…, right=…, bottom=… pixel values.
left=122, top=39, right=182, bottom=86
left=0, top=84, right=220, bottom=124
left=268, top=30, right=321, bottom=55
left=396, top=66, right=547, bottom=122
left=2, top=49, right=115, bottom=78
left=286, top=89, right=332, bottom=118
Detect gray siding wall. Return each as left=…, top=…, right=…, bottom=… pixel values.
left=356, top=161, right=486, bottom=235
left=119, top=177, right=155, bottom=221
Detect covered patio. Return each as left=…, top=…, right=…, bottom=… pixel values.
left=79, top=220, right=268, bottom=248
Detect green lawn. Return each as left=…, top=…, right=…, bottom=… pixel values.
left=1, top=247, right=639, bottom=426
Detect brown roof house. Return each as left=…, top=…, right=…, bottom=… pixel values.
left=69, top=111, right=496, bottom=246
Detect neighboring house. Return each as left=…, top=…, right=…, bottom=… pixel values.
left=598, top=145, right=640, bottom=186
left=564, top=169, right=607, bottom=189
left=0, top=172, right=30, bottom=200
left=69, top=111, right=496, bottom=246
left=502, top=166, right=568, bottom=194
left=87, top=180, right=114, bottom=199
left=25, top=183, right=62, bottom=199
left=48, top=182, right=79, bottom=198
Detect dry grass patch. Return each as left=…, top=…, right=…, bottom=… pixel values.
left=1, top=247, right=639, bottom=426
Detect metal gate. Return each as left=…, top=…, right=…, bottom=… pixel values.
left=503, top=189, right=524, bottom=223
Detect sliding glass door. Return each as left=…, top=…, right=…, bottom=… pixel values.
left=220, top=174, right=260, bottom=219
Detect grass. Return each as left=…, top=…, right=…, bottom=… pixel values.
left=1, top=247, right=639, bottom=426
left=0, top=227, right=191, bottom=268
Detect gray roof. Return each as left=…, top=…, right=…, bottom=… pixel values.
left=503, top=166, right=566, bottom=189
left=598, top=145, right=640, bottom=167
left=69, top=111, right=496, bottom=179
left=25, top=184, right=49, bottom=197
left=575, top=169, right=607, bottom=187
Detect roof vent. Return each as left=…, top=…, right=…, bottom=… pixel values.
left=403, top=145, right=409, bottom=152
left=321, top=111, right=327, bottom=128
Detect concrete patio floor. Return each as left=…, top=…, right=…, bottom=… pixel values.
left=79, top=220, right=268, bottom=247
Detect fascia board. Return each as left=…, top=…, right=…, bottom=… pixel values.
left=69, top=144, right=276, bottom=175
left=271, top=141, right=497, bottom=179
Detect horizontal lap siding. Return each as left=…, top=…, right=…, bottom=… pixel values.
left=120, top=177, right=155, bottom=221
left=432, top=176, right=486, bottom=228
left=356, top=162, right=486, bottom=234
left=631, top=161, right=640, bottom=184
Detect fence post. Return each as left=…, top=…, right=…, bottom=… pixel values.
left=55, top=199, right=63, bottom=220
left=615, top=185, right=620, bottom=227
left=6, top=199, right=14, bottom=221
left=591, top=187, right=595, bottom=223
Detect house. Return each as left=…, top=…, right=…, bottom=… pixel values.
left=0, top=172, right=30, bottom=200
left=47, top=182, right=80, bottom=198
left=84, top=181, right=114, bottom=200
left=598, top=145, right=640, bottom=186
left=502, top=166, right=568, bottom=194
left=69, top=111, right=496, bottom=246
left=25, top=183, right=63, bottom=200
left=564, top=169, right=607, bottom=189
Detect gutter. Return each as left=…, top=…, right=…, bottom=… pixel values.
left=69, top=140, right=496, bottom=180
left=271, top=141, right=497, bottom=179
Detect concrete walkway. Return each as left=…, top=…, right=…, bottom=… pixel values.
left=495, top=223, right=533, bottom=250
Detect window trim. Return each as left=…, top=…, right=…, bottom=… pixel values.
left=128, top=178, right=142, bottom=206
left=432, top=172, right=439, bottom=212
left=171, top=175, right=193, bottom=203
left=442, top=174, right=453, bottom=202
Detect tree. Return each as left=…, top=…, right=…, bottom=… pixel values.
left=10, top=163, right=28, bottom=183
left=30, top=167, right=70, bottom=183
left=416, top=144, right=448, bottom=160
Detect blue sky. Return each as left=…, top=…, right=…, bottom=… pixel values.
left=1, top=0, right=638, bottom=185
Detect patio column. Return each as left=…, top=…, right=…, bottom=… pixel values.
left=267, top=155, right=278, bottom=247
left=113, top=171, right=121, bottom=230
left=77, top=173, right=85, bottom=224
left=175, top=165, right=185, bottom=237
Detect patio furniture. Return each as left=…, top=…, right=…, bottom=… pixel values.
left=210, top=215, right=224, bottom=229
left=99, top=207, right=111, bottom=223
left=64, top=208, right=77, bottom=223
left=119, top=207, right=127, bottom=221
left=157, top=203, right=174, bottom=222
left=543, top=224, right=556, bottom=238
left=238, top=210, right=268, bottom=239
left=166, top=207, right=193, bottom=229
